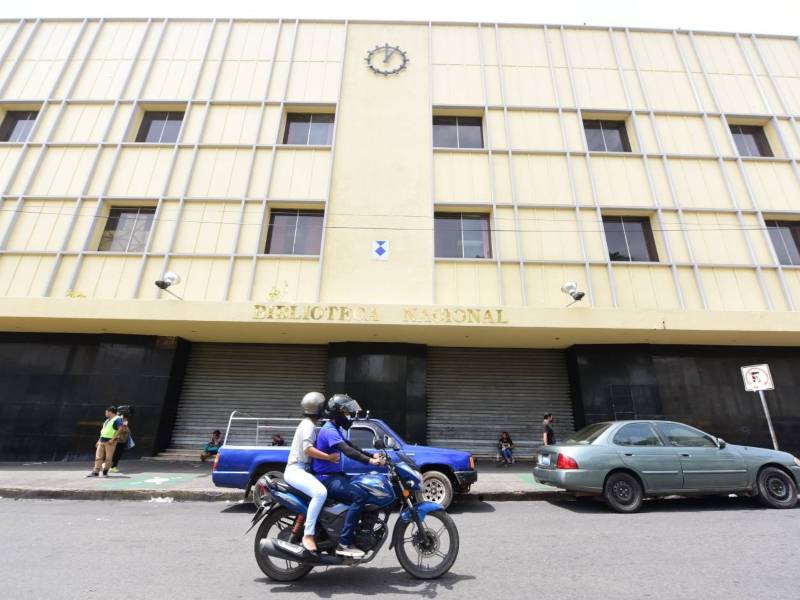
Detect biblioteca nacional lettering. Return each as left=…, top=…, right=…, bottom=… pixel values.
left=252, top=304, right=509, bottom=325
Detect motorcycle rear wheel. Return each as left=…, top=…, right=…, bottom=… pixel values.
left=254, top=508, right=314, bottom=582
left=393, top=509, right=459, bottom=579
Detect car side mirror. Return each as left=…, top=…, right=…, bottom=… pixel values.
left=383, top=435, right=399, bottom=450
left=374, top=439, right=386, bottom=450
left=717, top=438, right=726, bottom=449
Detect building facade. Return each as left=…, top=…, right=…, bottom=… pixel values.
left=1, top=18, right=800, bottom=460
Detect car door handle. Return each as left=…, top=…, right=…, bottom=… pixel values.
left=680, top=453, right=691, bottom=457
left=623, top=453, right=634, bottom=457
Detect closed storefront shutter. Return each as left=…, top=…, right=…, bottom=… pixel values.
left=170, top=343, right=327, bottom=449
left=427, top=347, right=574, bottom=457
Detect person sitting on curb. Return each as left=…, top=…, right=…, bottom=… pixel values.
left=201, top=430, right=223, bottom=462
left=87, top=406, right=125, bottom=477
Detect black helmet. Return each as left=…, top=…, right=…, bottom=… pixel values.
left=327, top=394, right=363, bottom=417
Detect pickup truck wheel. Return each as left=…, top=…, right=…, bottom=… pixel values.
left=251, top=471, right=284, bottom=506
left=422, top=471, right=454, bottom=509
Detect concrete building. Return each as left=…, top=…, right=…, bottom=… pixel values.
left=1, top=18, right=800, bottom=460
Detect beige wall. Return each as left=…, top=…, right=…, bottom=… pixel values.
left=1, top=19, right=800, bottom=343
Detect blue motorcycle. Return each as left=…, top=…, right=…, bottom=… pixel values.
left=249, top=437, right=460, bottom=581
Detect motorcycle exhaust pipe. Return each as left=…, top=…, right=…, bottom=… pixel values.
left=258, top=539, right=343, bottom=566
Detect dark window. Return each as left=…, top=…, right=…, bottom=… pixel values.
left=434, top=212, right=491, bottom=259
left=565, top=423, right=612, bottom=445
left=654, top=422, right=717, bottom=448
left=283, top=113, right=334, bottom=145
left=433, top=116, right=483, bottom=149
left=135, top=111, right=184, bottom=143
left=729, top=124, right=772, bottom=157
left=265, top=209, right=324, bottom=255
left=613, top=423, right=663, bottom=447
left=348, top=427, right=377, bottom=448
left=0, top=110, right=38, bottom=142
left=98, top=207, right=156, bottom=252
left=583, top=119, right=632, bottom=152
left=603, top=216, right=658, bottom=262
left=766, top=220, right=800, bottom=266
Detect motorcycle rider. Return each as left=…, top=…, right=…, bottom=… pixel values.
left=312, top=394, right=384, bottom=559
left=283, top=392, right=341, bottom=553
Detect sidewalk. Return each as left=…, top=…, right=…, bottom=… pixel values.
left=0, top=459, right=567, bottom=503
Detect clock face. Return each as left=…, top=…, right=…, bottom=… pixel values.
left=365, top=43, right=409, bottom=76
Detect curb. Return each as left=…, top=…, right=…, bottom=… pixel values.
left=0, top=488, right=244, bottom=502
left=0, top=487, right=569, bottom=503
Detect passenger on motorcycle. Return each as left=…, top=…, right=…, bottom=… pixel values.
left=312, top=394, right=384, bottom=559
left=283, top=392, right=340, bottom=553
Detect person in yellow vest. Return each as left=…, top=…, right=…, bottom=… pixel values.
left=87, top=406, right=125, bottom=477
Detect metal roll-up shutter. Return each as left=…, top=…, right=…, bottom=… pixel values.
left=427, top=347, right=574, bottom=457
left=170, top=343, right=327, bottom=449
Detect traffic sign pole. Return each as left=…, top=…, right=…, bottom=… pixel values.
left=757, top=389, right=779, bottom=451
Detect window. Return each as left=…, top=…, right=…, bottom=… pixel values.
left=729, top=124, right=772, bottom=157
left=654, top=423, right=716, bottom=448
left=348, top=427, right=377, bottom=448
left=135, top=111, right=184, bottom=143
left=433, top=116, right=483, bottom=149
left=283, top=113, right=334, bottom=145
left=434, top=213, right=492, bottom=259
left=766, top=221, right=800, bottom=266
left=0, top=110, right=38, bottom=142
left=265, top=209, right=324, bottom=255
left=98, top=207, right=156, bottom=252
left=603, top=216, right=658, bottom=262
left=583, top=119, right=631, bottom=152
left=565, top=423, right=612, bottom=445
left=613, top=423, right=663, bottom=447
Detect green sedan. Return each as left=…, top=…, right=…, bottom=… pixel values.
left=533, top=420, right=800, bottom=513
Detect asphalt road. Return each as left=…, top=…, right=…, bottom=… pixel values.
left=1, top=496, right=797, bottom=600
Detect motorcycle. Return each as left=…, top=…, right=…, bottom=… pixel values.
left=248, top=437, right=460, bottom=581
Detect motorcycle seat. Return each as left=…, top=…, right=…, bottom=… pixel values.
left=267, top=478, right=336, bottom=506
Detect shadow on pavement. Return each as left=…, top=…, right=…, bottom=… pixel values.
left=545, top=495, right=772, bottom=514
left=448, top=500, right=495, bottom=514
left=221, top=503, right=256, bottom=514
left=259, top=566, right=475, bottom=597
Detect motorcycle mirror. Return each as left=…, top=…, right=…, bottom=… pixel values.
left=374, top=439, right=386, bottom=450
left=383, top=435, right=399, bottom=450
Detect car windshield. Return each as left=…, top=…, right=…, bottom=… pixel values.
left=565, top=422, right=611, bottom=445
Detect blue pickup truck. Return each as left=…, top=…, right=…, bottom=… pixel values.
left=212, top=416, right=477, bottom=508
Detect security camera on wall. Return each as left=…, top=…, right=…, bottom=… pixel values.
left=561, top=281, right=586, bottom=306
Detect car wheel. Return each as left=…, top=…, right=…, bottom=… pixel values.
left=422, top=471, right=454, bottom=509
left=603, top=472, right=643, bottom=513
left=757, top=466, right=798, bottom=509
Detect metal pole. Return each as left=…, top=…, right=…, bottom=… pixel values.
left=757, top=389, right=779, bottom=451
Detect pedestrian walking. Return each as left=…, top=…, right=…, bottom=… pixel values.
left=110, top=407, right=134, bottom=473
left=87, top=406, right=125, bottom=477
left=542, top=413, right=557, bottom=446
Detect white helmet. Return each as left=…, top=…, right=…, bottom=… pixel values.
left=300, top=391, right=326, bottom=418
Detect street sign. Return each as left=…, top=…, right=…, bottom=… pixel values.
left=740, top=364, right=774, bottom=392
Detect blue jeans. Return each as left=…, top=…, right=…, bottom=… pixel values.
left=322, top=474, right=367, bottom=546
left=501, top=448, right=513, bottom=462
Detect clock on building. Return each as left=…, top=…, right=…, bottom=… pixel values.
left=365, top=43, right=409, bottom=76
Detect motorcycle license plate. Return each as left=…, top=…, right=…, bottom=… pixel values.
left=539, top=454, right=550, bottom=466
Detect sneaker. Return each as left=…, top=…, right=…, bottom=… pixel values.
left=335, top=544, right=365, bottom=559
left=86, top=472, right=99, bottom=478
left=110, top=467, right=120, bottom=473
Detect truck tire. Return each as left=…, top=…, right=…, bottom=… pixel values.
left=251, top=470, right=284, bottom=506
left=422, top=471, right=454, bottom=509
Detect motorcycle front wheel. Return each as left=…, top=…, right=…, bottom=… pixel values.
left=253, top=508, right=313, bottom=582
left=393, top=509, right=459, bottom=579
